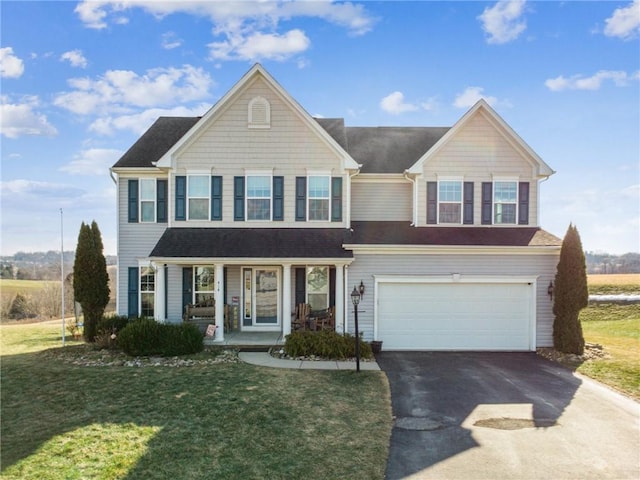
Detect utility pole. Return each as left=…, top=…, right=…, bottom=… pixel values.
left=61, top=208, right=65, bottom=346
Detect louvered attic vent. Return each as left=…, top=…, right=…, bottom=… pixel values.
left=248, top=96, right=271, bottom=128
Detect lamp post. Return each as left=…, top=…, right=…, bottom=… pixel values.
left=350, top=286, right=361, bottom=373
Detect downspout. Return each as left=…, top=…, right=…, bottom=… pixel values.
left=404, top=171, right=417, bottom=226
left=346, top=165, right=362, bottom=229
left=110, top=168, right=120, bottom=315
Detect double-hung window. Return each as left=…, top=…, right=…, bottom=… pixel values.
left=139, top=179, right=156, bottom=223
left=188, top=175, right=210, bottom=220
left=308, top=176, right=330, bottom=221
left=438, top=180, right=462, bottom=224
left=194, top=266, right=215, bottom=305
left=247, top=175, right=271, bottom=220
left=494, top=181, right=517, bottom=224
left=140, top=266, right=155, bottom=317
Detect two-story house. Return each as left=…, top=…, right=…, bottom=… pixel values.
left=111, top=63, right=561, bottom=351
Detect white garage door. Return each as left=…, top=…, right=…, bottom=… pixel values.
left=377, top=281, right=533, bottom=351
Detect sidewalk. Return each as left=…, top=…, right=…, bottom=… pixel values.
left=239, top=352, right=381, bottom=371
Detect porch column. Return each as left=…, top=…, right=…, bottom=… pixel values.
left=344, top=265, right=349, bottom=334
left=215, top=263, right=225, bottom=341
left=154, top=262, right=166, bottom=322
left=334, top=264, right=344, bottom=333
left=282, top=263, right=292, bottom=338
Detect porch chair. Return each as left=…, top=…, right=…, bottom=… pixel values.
left=292, top=303, right=311, bottom=331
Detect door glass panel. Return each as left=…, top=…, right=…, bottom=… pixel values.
left=243, top=269, right=252, bottom=326
left=307, top=266, right=328, bottom=311
left=255, top=269, right=278, bottom=324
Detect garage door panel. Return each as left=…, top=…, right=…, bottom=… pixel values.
left=377, top=282, right=532, bottom=351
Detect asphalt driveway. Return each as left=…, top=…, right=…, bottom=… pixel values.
left=377, top=352, right=639, bottom=480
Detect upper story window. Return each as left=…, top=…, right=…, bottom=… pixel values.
left=188, top=175, right=210, bottom=220
left=438, top=181, right=462, bottom=224
left=246, top=175, right=272, bottom=220
left=128, top=178, right=167, bottom=224
left=139, top=179, right=156, bottom=223
left=308, top=176, right=330, bottom=221
left=248, top=96, right=271, bottom=129
left=494, top=181, right=517, bottom=224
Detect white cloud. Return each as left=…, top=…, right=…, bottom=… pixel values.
left=478, top=0, right=527, bottom=44
left=0, top=47, right=25, bottom=78
left=60, top=148, right=124, bottom=175
left=60, top=49, right=88, bottom=68
left=162, top=31, right=183, bottom=50
left=380, top=92, right=419, bottom=115
left=545, top=70, right=640, bottom=91
left=604, top=0, right=640, bottom=40
left=89, top=103, right=210, bottom=136
left=209, top=29, right=310, bottom=61
left=0, top=179, right=85, bottom=200
left=0, top=96, right=58, bottom=139
left=453, top=87, right=498, bottom=108
left=53, top=65, right=213, bottom=115
left=74, top=1, right=376, bottom=62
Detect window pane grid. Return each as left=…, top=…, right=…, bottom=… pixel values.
left=188, top=176, right=209, bottom=220
left=140, top=267, right=155, bottom=317
left=140, top=179, right=156, bottom=223
left=308, top=176, right=330, bottom=198
left=494, top=181, right=517, bottom=224
left=307, top=266, right=329, bottom=311
left=247, top=176, right=271, bottom=220
left=194, top=266, right=215, bottom=305
left=438, top=181, right=462, bottom=223
left=247, top=176, right=271, bottom=197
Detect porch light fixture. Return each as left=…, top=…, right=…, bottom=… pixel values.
left=351, top=286, right=361, bottom=373
left=359, top=280, right=365, bottom=298
left=547, top=281, right=554, bottom=301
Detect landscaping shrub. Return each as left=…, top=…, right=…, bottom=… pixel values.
left=117, top=318, right=204, bottom=357
left=284, top=330, right=372, bottom=360
left=96, top=314, right=131, bottom=335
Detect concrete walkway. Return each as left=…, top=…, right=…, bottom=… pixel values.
left=239, top=352, right=381, bottom=371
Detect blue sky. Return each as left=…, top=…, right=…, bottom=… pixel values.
left=1, top=0, right=639, bottom=256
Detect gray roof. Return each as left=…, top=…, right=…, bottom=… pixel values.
left=150, top=228, right=354, bottom=259
left=111, top=114, right=450, bottom=173
left=112, top=117, right=200, bottom=168
left=349, top=222, right=562, bottom=247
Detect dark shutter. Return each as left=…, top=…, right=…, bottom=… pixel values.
left=295, top=267, right=306, bottom=305
left=157, top=179, right=167, bottom=223
left=175, top=176, right=186, bottom=221
left=426, top=181, right=437, bottom=224
left=211, top=176, right=223, bottom=221
left=128, top=179, right=138, bottom=223
left=295, top=177, right=306, bottom=221
left=518, top=181, right=530, bottom=225
left=329, top=267, right=336, bottom=307
left=182, top=267, right=193, bottom=315
left=463, top=181, right=474, bottom=225
left=164, top=265, right=168, bottom=320
left=128, top=267, right=138, bottom=317
left=234, top=176, right=245, bottom=221
left=273, top=176, right=284, bottom=221
left=331, top=177, right=343, bottom=222
left=481, top=182, right=493, bottom=225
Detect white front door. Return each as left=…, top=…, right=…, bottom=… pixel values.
left=242, top=268, right=280, bottom=330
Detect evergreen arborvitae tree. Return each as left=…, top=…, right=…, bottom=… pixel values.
left=552, top=223, right=588, bottom=355
left=73, top=221, right=110, bottom=342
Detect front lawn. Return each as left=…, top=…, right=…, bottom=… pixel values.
left=1, top=323, right=392, bottom=480
left=578, top=303, right=640, bottom=400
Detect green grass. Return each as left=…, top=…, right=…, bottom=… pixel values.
left=0, top=279, right=55, bottom=295
left=578, top=304, right=640, bottom=400
left=1, top=324, right=392, bottom=480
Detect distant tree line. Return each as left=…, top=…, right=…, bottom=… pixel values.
left=585, top=252, right=640, bottom=274
left=0, top=250, right=116, bottom=281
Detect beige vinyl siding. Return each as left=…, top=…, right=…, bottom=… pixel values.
left=116, top=176, right=167, bottom=317
left=347, top=252, right=558, bottom=346
left=172, top=77, right=348, bottom=228
left=351, top=180, right=412, bottom=221
left=417, top=111, right=540, bottom=226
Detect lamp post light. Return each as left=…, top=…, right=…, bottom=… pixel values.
left=350, top=286, right=361, bottom=373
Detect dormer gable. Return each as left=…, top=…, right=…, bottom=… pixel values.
left=406, top=99, right=554, bottom=179
left=155, top=63, right=359, bottom=171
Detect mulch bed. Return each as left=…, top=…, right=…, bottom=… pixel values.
left=536, top=342, right=609, bottom=368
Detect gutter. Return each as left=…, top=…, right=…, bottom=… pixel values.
left=403, top=170, right=417, bottom=226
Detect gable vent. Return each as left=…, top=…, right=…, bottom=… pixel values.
left=248, top=96, right=270, bottom=129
